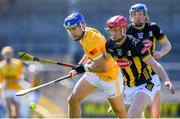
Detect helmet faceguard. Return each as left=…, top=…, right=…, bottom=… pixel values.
left=129, top=3, right=149, bottom=27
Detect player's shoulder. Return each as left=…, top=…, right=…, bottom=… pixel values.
left=12, top=58, right=23, bottom=65
left=105, top=39, right=116, bottom=53
left=128, top=23, right=133, bottom=28
left=127, top=23, right=136, bottom=34
left=127, top=35, right=141, bottom=46
left=87, top=27, right=101, bottom=35
left=106, top=39, right=116, bottom=49
left=87, top=27, right=104, bottom=39
left=0, top=60, right=5, bottom=67
left=127, top=23, right=134, bottom=30
left=147, top=21, right=159, bottom=27
left=127, top=35, right=139, bottom=41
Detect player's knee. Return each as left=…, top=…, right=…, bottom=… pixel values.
left=68, top=93, right=80, bottom=105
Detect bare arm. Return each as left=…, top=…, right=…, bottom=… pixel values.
left=143, top=56, right=175, bottom=94
left=159, top=39, right=172, bottom=56
left=144, top=56, right=169, bottom=81
left=78, top=55, right=90, bottom=64
left=153, top=37, right=172, bottom=59
left=69, top=54, right=108, bottom=78
left=85, top=55, right=108, bottom=73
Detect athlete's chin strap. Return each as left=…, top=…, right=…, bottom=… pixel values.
left=133, top=22, right=145, bottom=30
left=74, top=31, right=85, bottom=41
left=74, top=23, right=86, bottom=41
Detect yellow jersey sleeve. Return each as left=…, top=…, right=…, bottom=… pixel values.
left=81, top=28, right=106, bottom=60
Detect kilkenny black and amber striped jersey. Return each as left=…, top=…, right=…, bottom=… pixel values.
left=127, top=22, right=166, bottom=53
left=106, top=35, right=155, bottom=88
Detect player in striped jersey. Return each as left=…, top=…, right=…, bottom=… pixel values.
left=127, top=3, right=172, bottom=118
left=105, top=15, right=175, bottom=118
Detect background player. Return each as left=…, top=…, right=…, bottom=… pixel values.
left=0, top=46, right=31, bottom=118
left=127, top=3, right=172, bottom=118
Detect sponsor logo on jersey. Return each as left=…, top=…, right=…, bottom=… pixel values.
left=141, top=47, right=148, bottom=54
left=116, top=59, right=132, bottom=68
left=143, top=40, right=152, bottom=49
left=89, top=48, right=97, bottom=55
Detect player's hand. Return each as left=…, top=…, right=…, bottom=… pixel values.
left=164, top=81, right=175, bottom=94
left=73, top=64, right=86, bottom=74
left=153, top=51, right=161, bottom=59
left=69, top=70, right=78, bottom=79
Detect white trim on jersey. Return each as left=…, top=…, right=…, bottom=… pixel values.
left=92, top=53, right=104, bottom=60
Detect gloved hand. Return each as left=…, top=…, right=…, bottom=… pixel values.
left=73, top=64, right=86, bottom=74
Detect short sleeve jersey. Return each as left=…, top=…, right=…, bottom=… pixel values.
left=0, top=58, right=24, bottom=90
left=127, top=22, right=167, bottom=53
left=80, top=27, right=120, bottom=82
left=106, top=35, right=154, bottom=87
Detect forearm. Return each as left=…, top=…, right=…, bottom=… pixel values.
left=78, top=55, right=90, bottom=64
left=159, top=39, right=172, bottom=57
left=159, top=44, right=171, bottom=57
left=151, top=62, right=170, bottom=82
left=85, top=63, right=108, bottom=73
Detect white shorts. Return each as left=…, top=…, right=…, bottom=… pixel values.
left=4, top=90, right=21, bottom=103
left=82, top=72, right=124, bottom=98
left=4, top=90, right=32, bottom=117
left=124, top=74, right=161, bottom=105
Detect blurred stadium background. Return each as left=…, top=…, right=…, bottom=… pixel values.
left=0, top=0, right=180, bottom=118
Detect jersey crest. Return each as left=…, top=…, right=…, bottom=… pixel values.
left=149, top=31, right=153, bottom=37
left=89, top=48, right=97, bottom=55
left=137, top=32, right=144, bottom=39
left=117, top=49, right=122, bottom=56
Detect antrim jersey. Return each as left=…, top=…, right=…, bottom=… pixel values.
left=106, top=35, right=155, bottom=87
left=80, top=27, right=120, bottom=82
left=0, top=58, right=24, bottom=90
left=127, top=22, right=167, bottom=53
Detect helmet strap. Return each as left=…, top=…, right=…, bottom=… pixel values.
left=122, top=27, right=126, bottom=36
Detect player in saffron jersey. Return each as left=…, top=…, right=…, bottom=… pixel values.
left=105, top=15, right=175, bottom=118
left=127, top=3, right=172, bottom=118
left=64, top=12, right=127, bottom=118
left=0, top=46, right=30, bottom=118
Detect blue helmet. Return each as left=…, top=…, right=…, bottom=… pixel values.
left=64, top=12, right=85, bottom=29
left=129, top=3, right=147, bottom=13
